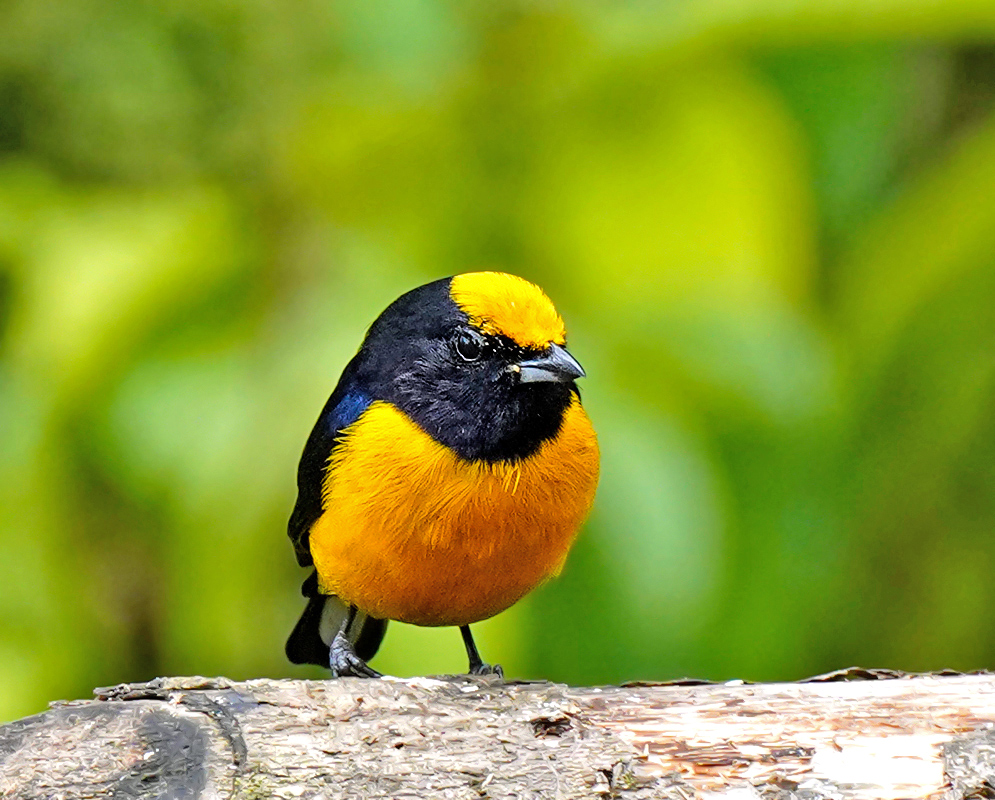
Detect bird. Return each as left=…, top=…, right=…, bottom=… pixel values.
left=285, top=272, right=599, bottom=677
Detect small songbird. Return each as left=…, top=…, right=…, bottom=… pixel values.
left=285, top=272, right=599, bottom=677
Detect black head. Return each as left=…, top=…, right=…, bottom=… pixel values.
left=352, top=273, right=586, bottom=462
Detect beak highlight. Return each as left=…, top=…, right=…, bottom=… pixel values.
left=516, top=343, right=586, bottom=384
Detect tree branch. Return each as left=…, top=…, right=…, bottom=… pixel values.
left=1, top=670, right=994, bottom=799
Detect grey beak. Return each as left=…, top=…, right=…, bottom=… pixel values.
left=516, top=343, right=586, bottom=384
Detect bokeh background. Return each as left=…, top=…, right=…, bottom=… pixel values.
left=3, top=0, right=995, bottom=724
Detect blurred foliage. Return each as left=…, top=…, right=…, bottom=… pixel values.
left=2, top=0, right=995, bottom=723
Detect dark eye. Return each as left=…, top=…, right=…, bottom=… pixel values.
left=455, top=330, right=483, bottom=361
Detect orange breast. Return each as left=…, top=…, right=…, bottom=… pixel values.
left=308, top=397, right=599, bottom=626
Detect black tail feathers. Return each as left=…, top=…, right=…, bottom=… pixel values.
left=285, top=590, right=331, bottom=666
left=286, top=571, right=388, bottom=668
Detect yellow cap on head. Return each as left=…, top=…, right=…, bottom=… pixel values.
left=450, top=272, right=566, bottom=350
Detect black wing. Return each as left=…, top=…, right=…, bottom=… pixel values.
left=286, top=367, right=388, bottom=668
left=287, top=360, right=371, bottom=567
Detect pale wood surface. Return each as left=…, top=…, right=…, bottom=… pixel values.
left=2, top=671, right=995, bottom=799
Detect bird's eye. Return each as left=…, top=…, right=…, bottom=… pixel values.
left=455, top=331, right=483, bottom=362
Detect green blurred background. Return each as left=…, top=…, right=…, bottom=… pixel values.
left=3, top=0, right=995, bottom=723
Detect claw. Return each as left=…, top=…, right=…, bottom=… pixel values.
left=469, top=662, right=504, bottom=678
left=460, top=625, right=503, bottom=679
left=330, top=631, right=382, bottom=678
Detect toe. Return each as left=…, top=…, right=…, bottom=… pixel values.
left=329, top=632, right=382, bottom=678
left=469, top=662, right=504, bottom=678
left=350, top=657, right=382, bottom=679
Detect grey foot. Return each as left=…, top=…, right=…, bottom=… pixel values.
left=330, top=631, right=382, bottom=678
left=469, top=662, right=504, bottom=678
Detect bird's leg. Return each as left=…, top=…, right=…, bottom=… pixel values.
left=460, top=625, right=503, bottom=678
left=329, top=605, right=382, bottom=678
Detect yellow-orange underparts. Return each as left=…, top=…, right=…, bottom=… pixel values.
left=308, top=397, right=600, bottom=626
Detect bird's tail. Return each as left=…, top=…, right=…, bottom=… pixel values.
left=285, top=571, right=388, bottom=667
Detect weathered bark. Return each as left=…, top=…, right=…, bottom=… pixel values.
left=2, top=670, right=995, bottom=799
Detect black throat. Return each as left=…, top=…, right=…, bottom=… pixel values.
left=396, top=381, right=575, bottom=463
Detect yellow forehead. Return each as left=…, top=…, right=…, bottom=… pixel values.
left=450, top=272, right=566, bottom=349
